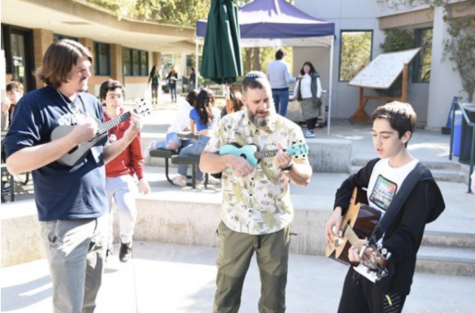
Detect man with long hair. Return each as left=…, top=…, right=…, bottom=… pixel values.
left=3, top=39, right=141, bottom=312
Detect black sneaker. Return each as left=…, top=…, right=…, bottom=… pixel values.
left=105, top=249, right=113, bottom=262
left=119, top=242, right=132, bottom=263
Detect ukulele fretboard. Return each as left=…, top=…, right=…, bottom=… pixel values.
left=98, top=111, right=132, bottom=134
left=254, top=149, right=279, bottom=159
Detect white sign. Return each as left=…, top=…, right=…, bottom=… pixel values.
left=348, top=48, right=420, bottom=89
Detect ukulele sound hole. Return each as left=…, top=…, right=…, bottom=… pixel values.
left=67, top=146, right=79, bottom=154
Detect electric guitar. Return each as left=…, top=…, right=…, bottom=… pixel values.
left=218, top=141, right=308, bottom=171
left=326, top=187, right=390, bottom=281
left=51, top=100, right=151, bottom=167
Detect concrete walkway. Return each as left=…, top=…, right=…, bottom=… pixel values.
left=2, top=94, right=474, bottom=312
left=2, top=242, right=475, bottom=313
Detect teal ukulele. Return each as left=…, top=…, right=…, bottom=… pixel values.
left=219, top=142, right=309, bottom=171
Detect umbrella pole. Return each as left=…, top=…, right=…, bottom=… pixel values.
left=327, top=36, right=335, bottom=135
left=195, top=37, right=199, bottom=90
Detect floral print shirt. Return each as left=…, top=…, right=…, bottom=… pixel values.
left=204, top=110, right=307, bottom=235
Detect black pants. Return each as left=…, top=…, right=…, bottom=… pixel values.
left=306, top=118, right=318, bottom=131
left=337, top=267, right=406, bottom=313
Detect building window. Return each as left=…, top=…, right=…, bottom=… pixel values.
left=140, top=52, right=148, bottom=76
left=122, top=47, right=148, bottom=76
left=53, top=34, right=78, bottom=42
left=339, top=30, right=373, bottom=82
left=123, top=48, right=131, bottom=76
left=412, top=28, right=432, bottom=83
left=94, top=42, right=110, bottom=76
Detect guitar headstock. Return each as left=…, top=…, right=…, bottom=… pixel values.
left=285, top=141, right=309, bottom=158
left=133, top=99, right=152, bottom=117
left=360, top=245, right=390, bottom=281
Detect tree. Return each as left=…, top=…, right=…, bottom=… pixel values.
left=86, top=0, right=211, bottom=27
left=378, top=29, right=414, bottom=97
left=380, top=0, right=475, bottom=102
left=340, top=32, right=372, bottom=81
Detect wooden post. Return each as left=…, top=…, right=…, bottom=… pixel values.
left=349, top=87, right=371, bottom=123
left=359, top=87, right=364, bottom=109
left=401, top=63, right=408, bottom=103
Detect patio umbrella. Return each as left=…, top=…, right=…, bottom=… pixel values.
left=200, top=0, right=243, bottom=84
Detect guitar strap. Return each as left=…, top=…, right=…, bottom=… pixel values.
left=369, top=162, right=428, bottom=245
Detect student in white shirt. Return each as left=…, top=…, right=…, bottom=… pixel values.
left=293, top=61, right=323, bottom=138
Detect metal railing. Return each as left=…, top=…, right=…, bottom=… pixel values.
left=449, top=101, right=475, bottom=193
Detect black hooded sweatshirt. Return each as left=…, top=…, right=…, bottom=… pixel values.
left=333, top=158, right=445, bottom=296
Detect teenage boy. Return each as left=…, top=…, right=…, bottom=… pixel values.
left=100, top=79, right=150, bottom=262
left=1, top=81, right=24, bottom=130
left=325, top=101, right=445, bottom=313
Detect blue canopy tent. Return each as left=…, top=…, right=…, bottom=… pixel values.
left=195, top=0, right=336, bottom=133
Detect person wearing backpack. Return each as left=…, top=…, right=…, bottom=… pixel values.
left=148, top=65, right=161, bottom=105
left=293, top=61, right=322, bottom=138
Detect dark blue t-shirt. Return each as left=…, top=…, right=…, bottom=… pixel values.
left=3, top=86, right=109, bottom=221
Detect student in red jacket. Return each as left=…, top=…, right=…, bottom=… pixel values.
left=100, top=79, right=150, bottom=262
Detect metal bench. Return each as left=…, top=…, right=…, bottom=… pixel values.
left=1, top=164, right=15, bottom=202
left=149, top=149, right=178, bottom=185
left=171, top=155, right=208, bottom=189
left=149, top=149, right=208, bottom=189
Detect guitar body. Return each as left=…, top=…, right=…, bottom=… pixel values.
left=219, top=143, right=259, bottom=167
left=50, top=119, right=107, bottom=167
left=326, top=187, right=381, bottom=266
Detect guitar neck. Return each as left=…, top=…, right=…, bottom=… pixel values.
left=343, top=225, right=364, bottom=251
left=98, top=111, right=132, bottom=134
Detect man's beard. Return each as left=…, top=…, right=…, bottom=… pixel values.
left=248, top=109, right=270, bottom=127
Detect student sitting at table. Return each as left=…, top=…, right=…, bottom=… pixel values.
left=145, top=90, right=198, bottom=156
left=172, top=88, right=220, bottom=187
left=220, top=90, right=244, bottom=118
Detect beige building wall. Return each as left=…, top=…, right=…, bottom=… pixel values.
left=110, top=44, right=123, bottom=82
left=32, top=29, right=53, bottom=88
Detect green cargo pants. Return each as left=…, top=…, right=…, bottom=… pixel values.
left=213, top=221, right=291, bottom=313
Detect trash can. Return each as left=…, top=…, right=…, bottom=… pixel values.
left=459, top=104, right=475, bottom=164
left=452, top=111, right=462, bottom=157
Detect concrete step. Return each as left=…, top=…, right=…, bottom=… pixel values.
left=130, top=194, right=474, bottom=277
left=416, top=245, right=475, bottom=276
left=351, top=158, right=462, bottom=171
left=423, top=231, right=475, bottom=249
left=350, top=165, right=466, bottom=183
left=417, top=231, right=475, bottom=276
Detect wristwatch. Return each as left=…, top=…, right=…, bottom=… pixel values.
left=281, top=162, right=293, bottom=173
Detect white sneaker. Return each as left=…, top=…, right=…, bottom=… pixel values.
left=207, top=175, right=221, bottom=185
left=145, top=142, right=155, bottom=158
left=304, top=130, right=316, bottom=138
left=172, top=176, right=187, bottom=187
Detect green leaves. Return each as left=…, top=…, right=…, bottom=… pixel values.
left=382, top=0, right=475, bottom=101
left=86, top=0, right=211, bottom=26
